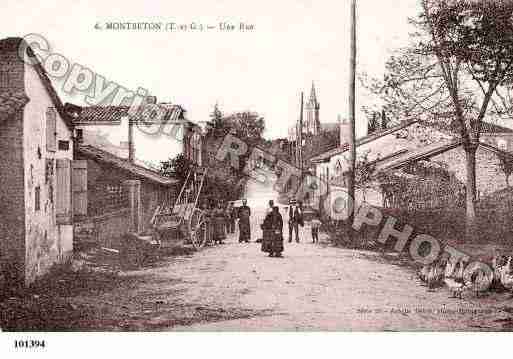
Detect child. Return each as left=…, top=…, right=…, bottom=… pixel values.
left=310, top=218, right=322, bottom=244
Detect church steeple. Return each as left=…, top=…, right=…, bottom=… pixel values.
left=304, top=81, right=320, bottom=135
left=309, top=81, right=318, bottom=106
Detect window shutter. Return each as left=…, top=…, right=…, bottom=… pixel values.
left=46, top=107, right=57, bottom=152
left=56, top=159, right=72, bottom=224
left=72, top=160, right=88, bottom=218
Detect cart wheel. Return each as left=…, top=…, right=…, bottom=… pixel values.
left=188, top=209, right=207, bottom=249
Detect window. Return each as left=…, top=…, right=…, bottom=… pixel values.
left=76, top=129, right=84, bottom=143
left=46, top=107, right=57, bottom=152
left=58, top=140, right=70, bottom=151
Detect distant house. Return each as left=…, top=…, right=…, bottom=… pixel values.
left=377, top=140, right=513, bottom=204
left=0, top=37, right=76, bottom=287
left=74, top=144, right=178, bottom=247
left=67, top=99, right=203, bottom=170
left=309, top=120, right=426, bottom=205
left=309, top=117, right=513, bottom=208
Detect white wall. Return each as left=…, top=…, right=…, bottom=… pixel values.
left=23, top=63, right=74, bottom=284
left=78, top=116, right=186, bottom=168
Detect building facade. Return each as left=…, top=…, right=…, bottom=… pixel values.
left=69, top=100, right=201, bottom=170
left=0, top=37, right=75, bottom=287
left=74, top=144, right=178, bottom=248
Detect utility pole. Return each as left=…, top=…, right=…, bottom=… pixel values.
left=347, top=0, right=357, bottom=233
left=299, top=92, right=304, bottom=183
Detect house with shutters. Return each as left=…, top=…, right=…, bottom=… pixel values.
left=0, top=37, right=77, bottom=287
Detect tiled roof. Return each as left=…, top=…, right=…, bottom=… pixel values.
left=76, top=144, right=178, bottom=186
left=375, top=139, right=513, bottom=173
left=375, top=140, right=462, bottom=172
left=481, top=121, right=513, bottom=134
left=310, top=119, right=418, bottom=163
left=70, top=103, right=185, bottom=125
left=0, top=37, right=74, bottom=130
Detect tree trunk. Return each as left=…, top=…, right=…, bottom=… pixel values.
left=464, top=144, right=478, bottom=242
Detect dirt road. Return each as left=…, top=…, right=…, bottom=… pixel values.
left=5, top=173, right=512, bottom=331
left=164, top=175, right=512, bottom=331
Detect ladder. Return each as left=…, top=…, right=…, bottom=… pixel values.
left=172, top=166, right=207, bottom=224
left=150, top=166, right=207, bottom=228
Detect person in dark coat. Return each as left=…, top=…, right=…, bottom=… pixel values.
left=238, top=199, right=251, bottom=243
left=288, top=200, right=304, bottom=243
left=212, top=201, right=226, bottom=244
left=261, top=206, right=284, bottom=257
left=225, top=202, right=236, bottom=234
left=203, top=203, right=214, bottom=246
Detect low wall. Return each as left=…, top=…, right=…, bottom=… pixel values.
left=75, top=208, right=130, bottom=249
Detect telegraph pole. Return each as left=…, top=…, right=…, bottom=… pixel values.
left=348, top=0, right=357, bottom=232
left=299, top=92, right=304, bottom=182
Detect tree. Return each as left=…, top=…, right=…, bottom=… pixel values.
left=354, top=151, right=377, bottom=202
left=381, top=109, right=389, bottom=129
left=207, top=103, right=226, bottom=137
left=363, top=0, right=513, bottom=241
left=160, top=153, right=191, bottom=184
left=367, top=112, right=380, bottom=134
left=223, top=111, right=265, bottom=146
left=498, top=152, right=513, bottom=188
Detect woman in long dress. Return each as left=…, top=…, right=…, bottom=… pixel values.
left=261, top=206, right=284, bottom=257
left=238, top=199, right=251, bottom=243
left=212, top=201, right=226, bottom=244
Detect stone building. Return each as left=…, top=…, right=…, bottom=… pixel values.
left=0, top=37, right=75, bottom=287
left=74, top=144, right=178, bottom=248
left=309, top=116, right=513, bottom=209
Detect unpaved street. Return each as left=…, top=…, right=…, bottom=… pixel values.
left=163, top=175, right=513, bottom=331
left=5, top=174, right=512, bottom=331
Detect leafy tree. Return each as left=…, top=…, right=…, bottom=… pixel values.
left=498, top=152, right=513, bottom=188
left=207, top=103, right=226, bottom=137
left=362, top=0, right=513, bottom=241
left=223, top=111, right=265, bottom=146
left=160, top=153, right=191, bottom=184
left=381, top=109, right=389, bottom=129
left=367, top=112, right=380, bottom=134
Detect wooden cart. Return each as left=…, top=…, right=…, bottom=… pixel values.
left=150, top=167, right=209, bottom=250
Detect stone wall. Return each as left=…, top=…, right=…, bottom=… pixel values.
left=432, top=145, right=511, bottom=198
left=23, top=54, right=74, bottom=285
left=0, top=39, right=28, bottom=288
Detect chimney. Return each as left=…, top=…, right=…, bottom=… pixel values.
left=339, top=115, right=350, bottom=147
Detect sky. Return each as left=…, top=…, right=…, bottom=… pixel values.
left=1, top=0, right=420, bottom=139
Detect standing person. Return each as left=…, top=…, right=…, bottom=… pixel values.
left=288, top=200, right=304, bottom=243
left=267, top=200, right=274, bottom=214
left=225, top=202, right=235, bottom=234
left=203, top=202, right=214, bottom=246
left=238, top=199, right=251, bottom=243
left=310, top=217, right=322, bottom=244
left=261, top=206, right=284, bottom=257
left=212, top=201, right=227, bottom=245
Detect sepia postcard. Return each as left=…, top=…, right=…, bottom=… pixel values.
left=1, top=0, right=513, bottom=356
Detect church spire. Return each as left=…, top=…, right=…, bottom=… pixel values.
left=309, top=81, right=317, bottom=104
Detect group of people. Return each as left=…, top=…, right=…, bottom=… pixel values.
left=260, top=199, right=322, bottom=257
left=201, top=199, right=252, bottom=245
left=201, top=198, right=323, bottom=257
